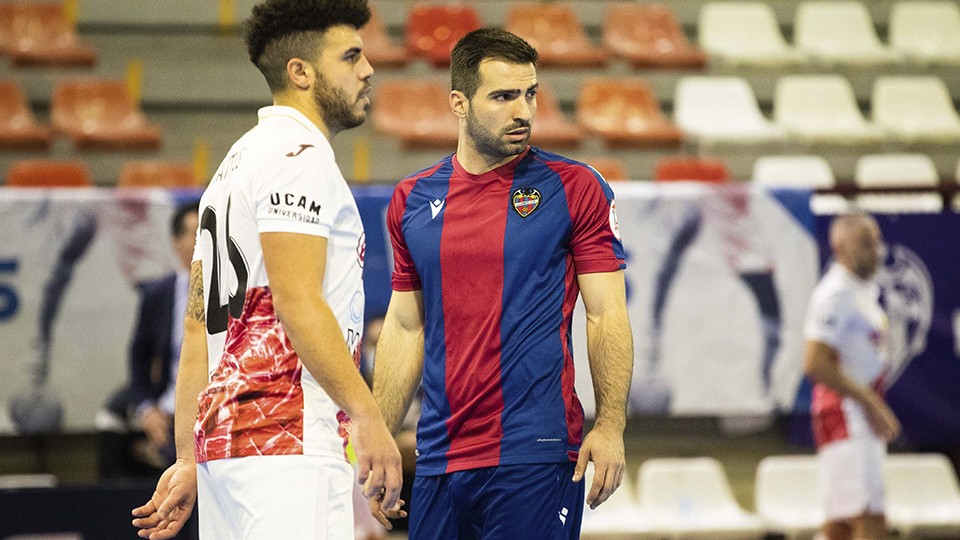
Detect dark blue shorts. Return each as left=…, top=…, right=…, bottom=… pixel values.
left=409, top=461, right=585, bottom=540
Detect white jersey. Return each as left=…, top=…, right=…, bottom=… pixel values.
left=804, top=263, right=888, bottom=447
left=192, top=106, right=365, bottom=463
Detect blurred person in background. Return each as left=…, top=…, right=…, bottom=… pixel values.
left=804, top=212, right=900, bottom=540
left=131, top=1, right=402, bottom=538
left=368, top=28, right=633, bottom=539
left=96, top=202, right=198, bottom=480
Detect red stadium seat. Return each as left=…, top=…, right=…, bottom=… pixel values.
left=0, top=79, right=53, bottom=150
left=358, top=7, right=409, bottom=68
left=51, top=79, right=162, bottom=150
left=577, top=78, right=683, bottom=148
left=4, top=3, right=96, bottom=67
left=603, top=3, right=707, bottom=69
left=585, top=157, right=630, bottom=181
left=118, top=160, right=198, bottom=188
left=373, top=78, right=457, bottom=148
left=5, top=159, right=92, bottom=188
left=654, top=157, right=730, bottom=183
left=505, top=3, right=608, bottom=68
left=405, top=3, right=482, bottom=68
left=530, top=82, right=582, bottom=148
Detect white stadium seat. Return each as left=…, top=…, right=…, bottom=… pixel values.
left=884, top=453, right=960, bottom=538
left=795, top=2, right=901, bottom=65
left=774, top=75, right=885, bottom=144
left=889, top=1, right=960, bottom=64
left=674, top=77, right=785, bottom=144
left=698, top=2, right=806, bottom=66
left=754, top=455, right=823, bottom=539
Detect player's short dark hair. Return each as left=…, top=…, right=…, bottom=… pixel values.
left=451, top=28, right=538, bottom=99
left=244, top=0, right=371, bottom=93
left=171, top=201, right=199, bottom=237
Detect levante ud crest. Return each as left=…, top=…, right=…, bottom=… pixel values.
left=512, top=187, right=541, bottom=218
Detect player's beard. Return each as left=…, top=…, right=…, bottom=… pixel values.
left=314, top=72, right=368, bottom=134
left=465, top=106, right=531, bottom=162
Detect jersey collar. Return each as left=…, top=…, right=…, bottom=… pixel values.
left=257, top=105, right=326, bottom=138
left=452, top=146, right=531, bottom=184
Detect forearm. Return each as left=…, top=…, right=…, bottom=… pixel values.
left=173, top=320, right=208, bottom=461
left=372, top=316, right=423, bottom=434
left=586, top=308, right=634, bottom=432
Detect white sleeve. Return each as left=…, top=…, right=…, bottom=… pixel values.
left=253, top=146, right=342, bottom=237
left=804, top=290, right=847, bottom=348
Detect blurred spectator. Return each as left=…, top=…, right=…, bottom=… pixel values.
left=95, top=201, right=198, bottom=478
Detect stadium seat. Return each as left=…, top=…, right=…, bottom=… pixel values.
left=358, top=7, right=408, bottom=68
left=754, top=455, right=823, bottom=539
left=505, top=3, right=608, bottom=68
left=576, top=78, right=683, bottom=148
left=405, top=3, right=481, bottom=68
left=795, top=1, right=901, bottom=65
left=889, top=1, right=960, bottom=64
left=0, top=79, right=53, bottom=150
left=871, top=76, right=960, bottom=143
left=3, top=4, right=96, bottom=67
left=603, top=3, right=706, bottom=69
left=884, top=453, right=960, bottom=538
left=674, top=77, right=785, bottom=144
left=5, top=160, right=92, bottom=188
left=637, top=457, right=765, bottom=539
left=698, top=2, right=806, bottom=66
left=584, top=157, right=629, bottom=182
left=51, top=79, right=163, bottom=150
left=118, top=160, right=198, bottom=188
left=854, top=153, right=943, bottom=213
left=654, top=157, right=730, bottom=183
left=773, top=75, right=885, bottom=143
left=372, top=78, right=457, bottom=148
left=752, top=155, right=835, bottom=189
left=528, top=82, right=582, bottom=148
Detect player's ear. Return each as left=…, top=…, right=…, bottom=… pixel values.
left=450, top=90, right=468, bottom=119
left=286, top=57, right=312, bottom=91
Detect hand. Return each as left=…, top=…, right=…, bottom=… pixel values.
left=863, top=392, right=901, bottom=442
left=351, top=414, right=404, bottom=517
left=367, top=491, right=407, bottom=529
left=131, top=459, right=197, bottom=539
left=140, top=406, right=172, bottom=450
left=573, top=423, right=625, bottom=510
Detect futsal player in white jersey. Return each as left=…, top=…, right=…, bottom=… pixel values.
left=132, top=1, right=402, bottom=538
left=804, top=212, right=901, bottom=540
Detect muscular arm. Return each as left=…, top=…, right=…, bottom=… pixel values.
left=804, top=340, right=900, bottom=441
left=372, top=289, right=425, bottom=434
left=260, top=232, right=401, bottom=503
left=575, top=270, right=634, bottom=509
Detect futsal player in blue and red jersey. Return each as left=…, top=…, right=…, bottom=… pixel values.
left=367, top=29, right=634, bottom=539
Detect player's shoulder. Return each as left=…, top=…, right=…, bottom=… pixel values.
left=245, top=122, right=333, bottom=167
left=813, top=269, right=855, bottom=308
left=396, top=155, right=454, bottom=194
left=527, top=147, right=608, bottom=187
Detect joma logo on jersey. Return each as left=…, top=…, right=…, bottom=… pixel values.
left=512, top=187, right=541, bottom=218
left=269, top=192, right=321, bottom=215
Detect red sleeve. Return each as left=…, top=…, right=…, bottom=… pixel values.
left=387, top=180, right=422, bottom=291
left=560, top=164, right=626, bottom=274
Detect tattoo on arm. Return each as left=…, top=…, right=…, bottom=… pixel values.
left=187, top=261, right=205, bottom=323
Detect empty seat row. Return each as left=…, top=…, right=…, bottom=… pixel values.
left=371, top=75, right=960, bottom=149
left=701, top=0, right=960, bottom=66
left=581, top=454, right=960, bottom=539
left=0, top=3, right=96, bottom=67
left=0, top=78, right=161, bottom=151
left=3, top=159, right=198, bottom=188
left=370, top=1, right=960, bottom=69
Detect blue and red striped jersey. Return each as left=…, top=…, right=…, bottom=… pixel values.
left=387, top=146, right=626, bottom=475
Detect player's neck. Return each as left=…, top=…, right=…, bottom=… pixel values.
left=455, top=139, right=519, bottom=176
left=272, top=93, right=332, bottom=139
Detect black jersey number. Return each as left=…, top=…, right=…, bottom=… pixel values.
left=200, top=196, right=249, bottom=334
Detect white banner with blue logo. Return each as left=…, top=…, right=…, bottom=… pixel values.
left=1, top=186, right=958, bottom=452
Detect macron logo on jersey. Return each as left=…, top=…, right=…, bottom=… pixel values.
left=430, top=198, right=445, bottom=219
